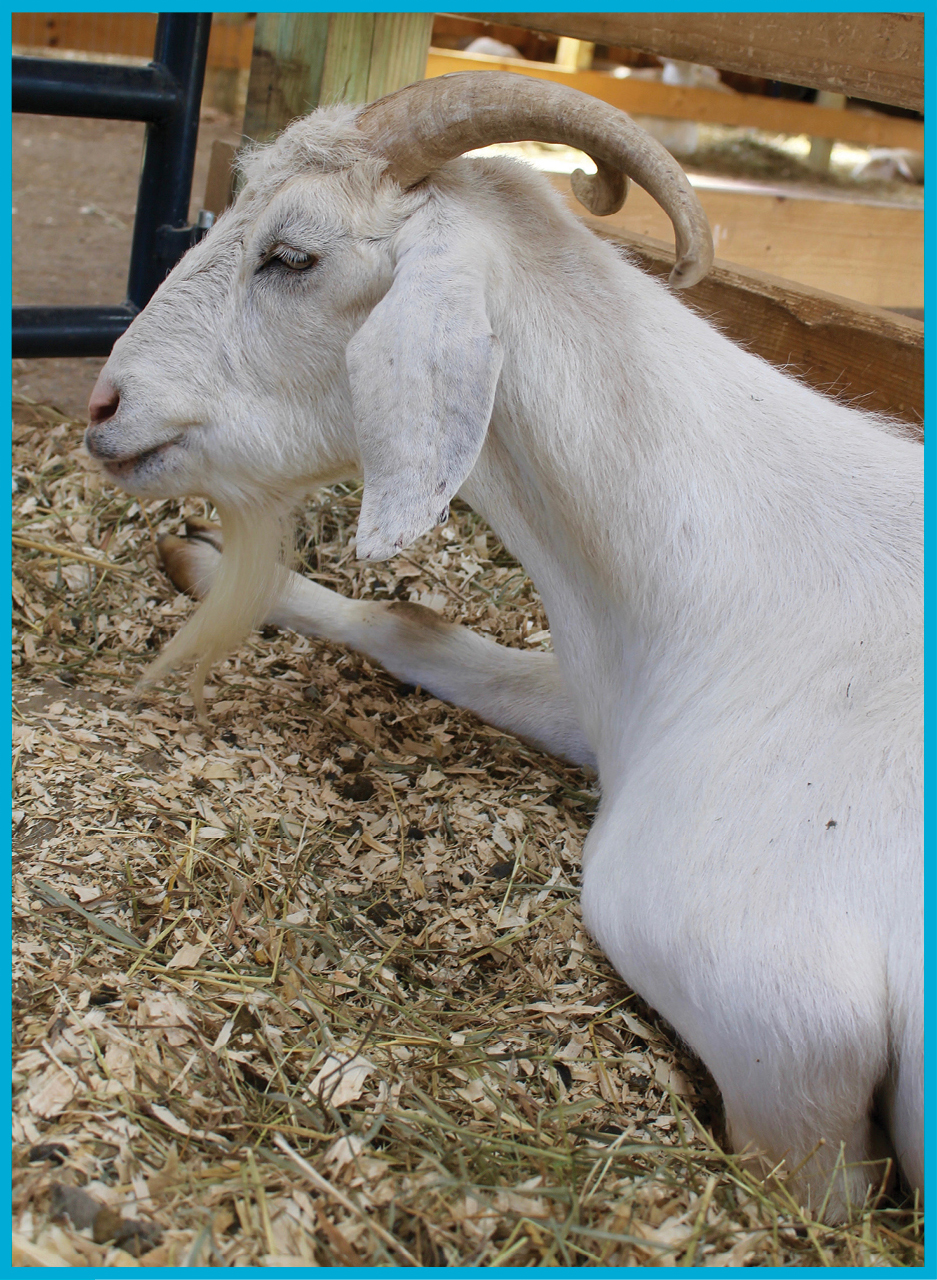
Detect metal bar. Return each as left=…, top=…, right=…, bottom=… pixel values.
left=126, top=12, right=213, bottom=308
left=12, top=56, right=179, bottom=122
left=12, top=305, right=140, bottom=359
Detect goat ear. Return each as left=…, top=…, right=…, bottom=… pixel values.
left=346, top=238, right=502, bottom=561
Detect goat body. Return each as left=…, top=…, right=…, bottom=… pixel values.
left=85, top=90, right=923, bottom=1221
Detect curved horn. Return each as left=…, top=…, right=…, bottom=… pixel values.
left=356, top=71, right=712, bottom=289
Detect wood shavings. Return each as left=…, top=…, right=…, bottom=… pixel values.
left=11, top=399, right=920, bottom=1266
left=309, top=1054, right=376, bottom=1108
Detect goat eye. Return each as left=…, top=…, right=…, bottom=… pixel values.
left=259, top=247, right=319, bottom=274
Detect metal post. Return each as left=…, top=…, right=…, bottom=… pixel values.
left=127, top=12, right=212, bottom=308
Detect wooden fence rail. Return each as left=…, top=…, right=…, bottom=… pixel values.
left=468, top=13, right=925, bottom=111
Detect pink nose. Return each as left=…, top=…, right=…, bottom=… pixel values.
left=88, top=371, right=120, bottom=424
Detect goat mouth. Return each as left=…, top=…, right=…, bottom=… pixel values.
left=101, top=436, right=182, bottom=480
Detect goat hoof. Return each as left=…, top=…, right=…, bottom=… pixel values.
left=183, top=517, right=224, bottom=551
left=157, top=530, right=221, bottom=600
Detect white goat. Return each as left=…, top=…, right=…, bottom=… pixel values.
left=84, top=73, right=922, bottom=1221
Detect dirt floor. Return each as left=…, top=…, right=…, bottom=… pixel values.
left=11, top=112, right=923, bottom=1266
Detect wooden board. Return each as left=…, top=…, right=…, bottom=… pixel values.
left=464, top=13, right=925, bottom=111
left=547, top=173, right=923, bottom=312
left=11, top=12, right=157, bottom=58
left=11, top=12, right=256, bottom=75
left=578, top=222, right=923, bottom=433
left=425, top=49, right=925, bottom=151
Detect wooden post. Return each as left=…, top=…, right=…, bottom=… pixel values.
left=807, top=91, right=846, bottom=173
left=242, top=12, right=433, bottom=145
left=320, top=13, right=434, bottom=106
left=554, top=37, right=594, bottom=72
left=241, top=13, right=331, bottom=145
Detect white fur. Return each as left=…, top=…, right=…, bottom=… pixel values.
left=85, top=102, right=923, bottom=1221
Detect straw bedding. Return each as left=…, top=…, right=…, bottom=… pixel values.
left=12, top=395, right=921, bottom=1266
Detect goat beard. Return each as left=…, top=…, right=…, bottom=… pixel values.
left=141, top=499, right=293, bottom=719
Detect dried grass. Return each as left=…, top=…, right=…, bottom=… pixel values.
left=12, top=395, right=923, bottom=1266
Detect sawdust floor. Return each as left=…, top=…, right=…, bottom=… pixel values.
left=11, top=395, right=921, bottom=1267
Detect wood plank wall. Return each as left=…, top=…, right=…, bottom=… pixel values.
left=11, top=12, right=254, bottom=72
left=548, top=175, right=923, bottom=312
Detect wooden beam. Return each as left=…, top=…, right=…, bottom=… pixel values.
left=242, top=13, right=433, bottom=144
left=424, top=49, right=925, bottom=151
left=579, top=221, right=922, bottom=433
left=547, top=173, right=923, bottom=312
left=462, top=14, right=925, bottom=112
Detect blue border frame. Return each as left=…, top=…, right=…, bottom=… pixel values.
left=7, top=4, right=928, bottom=1275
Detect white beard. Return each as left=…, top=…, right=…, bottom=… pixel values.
left=143, top=499, right=293, bottom=717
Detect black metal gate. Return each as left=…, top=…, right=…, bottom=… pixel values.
left=12, top=12, right=213, bottom=358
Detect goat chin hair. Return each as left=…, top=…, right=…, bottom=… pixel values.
left=140, top=500, right=293, bottom=719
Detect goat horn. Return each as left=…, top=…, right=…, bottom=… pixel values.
left=356, top=71, right=713, bottom=289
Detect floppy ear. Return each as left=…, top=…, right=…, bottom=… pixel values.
left=346, top=229, right=502, bottom=561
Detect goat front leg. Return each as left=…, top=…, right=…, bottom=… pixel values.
left=159, top=520, right=596, bottom=769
